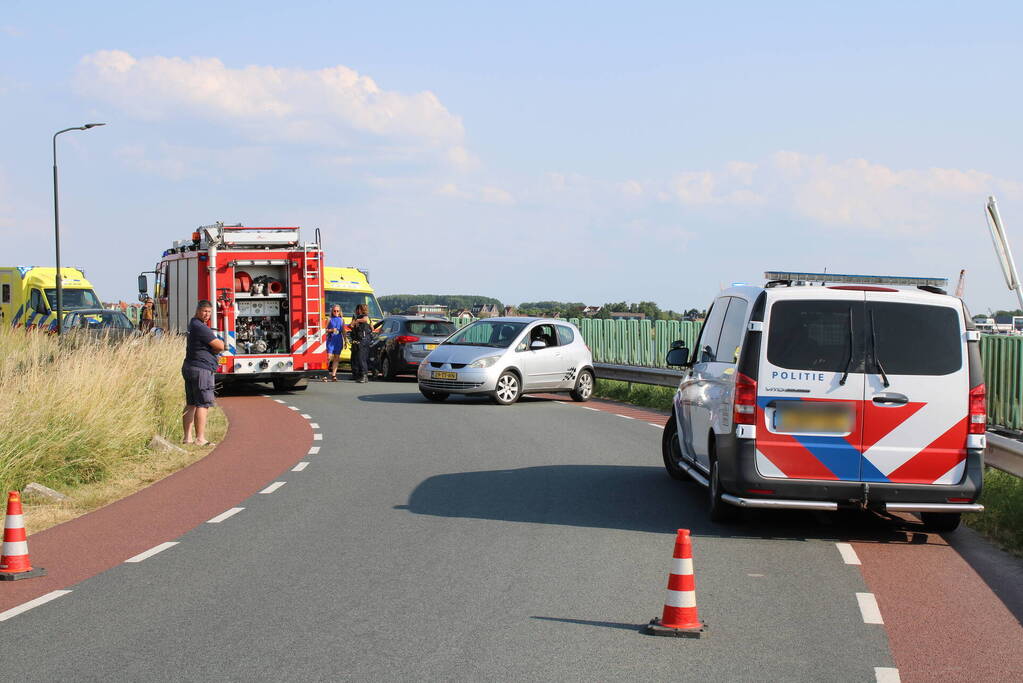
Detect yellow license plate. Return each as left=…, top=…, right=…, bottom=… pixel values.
left=432, top=371, right=457, bottom=380
left=426, top=344, right=437, bottom=350
left=776, top=407, right=852, bottom=434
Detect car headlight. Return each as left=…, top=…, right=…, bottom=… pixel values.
left=469, top=355, right=501, bottom=369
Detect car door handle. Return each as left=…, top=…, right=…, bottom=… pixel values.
left=872, top=393, right=909, bottom=406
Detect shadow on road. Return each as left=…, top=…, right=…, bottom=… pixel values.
left=358, top=392, right=556, bottom=405
left=400, top=464, right=944, bottom=544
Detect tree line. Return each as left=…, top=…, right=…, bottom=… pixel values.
left=378, top=295, right=701, bottom=321
left=378, top=294, right=504, bottom=314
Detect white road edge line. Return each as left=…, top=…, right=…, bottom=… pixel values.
left=309, top=423, right=320, bottom=429
left=288, top=406, right=300, bottom=411
left=856, top=592, right=884, bottom=624
left=0, top=590, right=73, bottom=622
left=648, top=423, right=664, bottom=429
left=301, top=414, right=312, bottom=419
left=313, top=433, right=323, bottom=441
left=874, top=667, right=901, bottom=682
left=308, top=446, right=320, bottom=455
left=125, top=541, right=179, bottom=563
left=273, top=399, right=285, bottom=404
left=836, top=542, right=861, bottom=565
left=292, top=462, right=309, bottom=472
left=583, top=407, right=601, bottom=411
left=207, top=507, right=245, bottom=524
left=615, top=414, right=635, bottom=420
left=260, top=482, right=287, bottom=494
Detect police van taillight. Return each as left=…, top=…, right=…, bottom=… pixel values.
left=968, top=383, right=986, bottom=434
left=734, top=372, right=757, bottom=425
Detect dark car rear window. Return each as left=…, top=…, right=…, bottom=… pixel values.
left=407, top=320, right=455, bottom=336
left=869, top=302, right=961, bottom=375
left=767, top=300, right=862, bottom=372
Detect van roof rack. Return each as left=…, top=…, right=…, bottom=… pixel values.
left=763, top=271, right=948, bottom=288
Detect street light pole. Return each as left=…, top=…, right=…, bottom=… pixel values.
left=53, top=123, right=105, bottom=335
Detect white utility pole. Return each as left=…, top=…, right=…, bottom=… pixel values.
left=986, top=196, right=1023, bottom=311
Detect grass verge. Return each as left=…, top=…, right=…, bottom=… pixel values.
left=593, top=378, right=673, bottom=413
left=0, top=326, right=226, bottom=534
left=965, top=468, right=1023, bottom=557
left=595, top=377, right=1022, bottom=555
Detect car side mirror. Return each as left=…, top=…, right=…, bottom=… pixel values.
left=530, top=340, right=547, bottom=350
left=670, top=339, right=686, bottom=350
left=666, top=346, right=690, bottom=367
left=137, top=274, right=148, bottom=300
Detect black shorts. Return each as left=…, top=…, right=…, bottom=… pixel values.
left=182, top=365, right=216, bottom=408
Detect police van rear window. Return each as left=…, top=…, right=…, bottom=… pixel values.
left=869, top=302, right=961, bottom=375
left=767, top=301, right=860, bottom=372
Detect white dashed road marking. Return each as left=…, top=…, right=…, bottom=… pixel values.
left=273, top=399, right=285, bottom=404
left=583, top=407, right=601, bottom=411
left=289, top=406, right=300, bottom=411
left=309, top=423, right=320, bottom=429
left=874, top=667, right=901, bottom=682
left=648, top=423, right=664, bottom=429
left=856, top=593, right=884, bottom=624
left=260, top=482, right=287, bottom=494
left=836, top=542, right=861, bottom=565
left=308, top=446, right=320, bottom=455
left=207, top=508, right=245, bottom=524
left=125, top=542, right=179, bottom=563
left=0, top=590, right=73, bottom=622
left=292, top=462, right=309, bottom=472
left=301, top=414, right=311, bottom=419
left=313, top=433, right=323, bottom=441
left=615, top=414, right=635, bottom=420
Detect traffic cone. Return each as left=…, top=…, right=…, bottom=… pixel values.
left=645, top=528, right=706, bottom=637
left=0, top=491, right=46, bottom=581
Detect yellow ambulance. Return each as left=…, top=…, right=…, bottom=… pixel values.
left=0, top=266, right=102, bottom=330
left=323, top=267, right=383, bottom=363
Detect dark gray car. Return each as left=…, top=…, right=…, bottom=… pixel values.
left=372, top=316, right=456, bottom=379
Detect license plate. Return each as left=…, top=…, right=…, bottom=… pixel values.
left=431, top=371, right=457, bottom=380
left=775, top=405, right=853, bottom=434
left=425, top=344, right=437, bottom=350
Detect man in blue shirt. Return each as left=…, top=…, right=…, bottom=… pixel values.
left=182, top=300, right=225, bottom=446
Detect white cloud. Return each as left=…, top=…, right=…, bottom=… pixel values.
left=75, top=50, right=466, bottom=156
left=480, top=186, right=514, bottom=205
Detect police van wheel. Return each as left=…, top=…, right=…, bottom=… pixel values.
left=420, top=389, right=449, bottom=402
left=920, top=511, right=961, bottom=533
left=708, top=457, right=737, bottom=523
left=661, top=416, right=690, bottom=481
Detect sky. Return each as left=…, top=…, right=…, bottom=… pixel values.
left=2, top=1, right=1023, bottom=313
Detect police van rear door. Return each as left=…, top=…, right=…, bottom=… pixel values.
left=757, top=290, right=866, bottom=482
left=860, top=293, right=968, bottom=485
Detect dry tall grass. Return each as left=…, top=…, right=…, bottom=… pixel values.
left=0, top=326, right=226, bottom=530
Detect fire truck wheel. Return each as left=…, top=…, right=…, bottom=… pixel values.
left=272, top=378, right=308, bottom=393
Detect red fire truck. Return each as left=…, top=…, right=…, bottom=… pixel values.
left=139, top=222, right=327, bottom=391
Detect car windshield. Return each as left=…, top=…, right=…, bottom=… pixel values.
left=443, top=321, right=526, bottom=348
left=325, top=291, right=383, bottom=319
left=407, top=320, right=455, bottom=337
left=45, top=288, right=101, bottom=311
left=76, top=311, right=134, bottom=330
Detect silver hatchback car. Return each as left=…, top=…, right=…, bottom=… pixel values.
left=417, top=317, right=595, bottom=405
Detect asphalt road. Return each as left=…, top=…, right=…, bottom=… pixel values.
left=0, top=379, right=897, bottom=681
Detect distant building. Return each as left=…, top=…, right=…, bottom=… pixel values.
left=451, top=309, right=474, bottom=323
left=607, top=311, right=646, bottom=320
left=472, top=303, right=501, bottom=318
left=503, top=305, right=517, bottom=316
left=408, top=304, right=448, bottom=317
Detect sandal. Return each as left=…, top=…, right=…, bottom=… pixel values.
left=195, top=441, right=216, bottom=447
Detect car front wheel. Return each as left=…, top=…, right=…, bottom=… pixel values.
left=492, top=371, right=522, bottom=405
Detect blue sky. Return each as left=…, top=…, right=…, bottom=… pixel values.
left=3, top=1, right=1023, bottom=313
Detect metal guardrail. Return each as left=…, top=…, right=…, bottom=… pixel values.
left=594, top=361, right=1023, bottom=479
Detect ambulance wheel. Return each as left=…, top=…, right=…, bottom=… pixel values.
left=420, top=389, right=449, bottom=402
left=273, top=378, right=307, bottom=392
left=920, top=512, right=961, bottom=533
left=708, top=454, right=737, bottom=523
left=661, top=416, right=690, bottom=481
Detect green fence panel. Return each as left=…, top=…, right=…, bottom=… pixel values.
left=982, top=334, right=1023, bottom=430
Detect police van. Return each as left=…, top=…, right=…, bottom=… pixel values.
left=662, top=272, right=985, bottom=531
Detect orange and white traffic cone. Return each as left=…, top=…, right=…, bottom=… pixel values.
left=646, top=528, right=706, bottom=637
left=0, top=491, right=46, bottom=581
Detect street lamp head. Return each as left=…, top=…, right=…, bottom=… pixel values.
left=83, top=123, right=106, bottom=129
